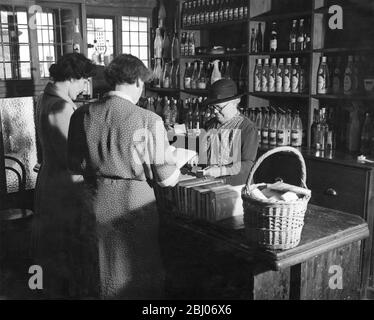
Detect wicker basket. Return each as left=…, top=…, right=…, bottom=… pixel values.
left=242, top=146, right=311, bottom=250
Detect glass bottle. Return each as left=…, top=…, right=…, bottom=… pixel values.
left=277, top=111, right=287, bottom=146
left=317, top=56, right=329, bottom=94
left=270, top=21, right=278, bottom=52
left=344, top=55, right=354, bottom=95
left=222, top=60, right=232, bottom=80
left=255, top=108, right=263, bottom=143
left=171, top=28, right=180, bottom=62
left=289, top=19, right=297, bottom=51
left=162, top=31, right=171, bottom=60
left=158, top=0, right=167, bottom=29
left=154, top=27, right=163, bottom=59
left=283, top=57, right=292, bottom=93
left=218, top=0, right=225, bottom=22
left=299, top=58, right=307, bottom=93
left=91, top=40, right=100, bottom=64
left=197, top=61, right=207, bottom=89
left=291, top=110, right=303, bottom=147
left=250, top=28, right=257, bottom=53
left=332, top=56, right=342, bottom=94
left=72, top=18, right=82, bottom=53
left=261, top=108, right=270, bottom=146
left=162, top=62, right=171, bottom=88
left=209, top=0, right=216, bottom=23
left=311, top=109, right=319, bottom=149
left=360, top=112, right=372, bottom=155
left=172, top=62, right=180, bottom=89
left=163, top=98, right=171, bottom=129
left=155, top=97, right=163, bottom=117
left=276, top=58, right=284, bottom=93
left=188, top=32, right=196, bottom=56
left=261, top=58, right=270, bottom=92
left=268, top=58, right=277, bottom=93
left=191, top=61, right=199, bottom=89
left=182, top=1, right=188, bottom=27
left=211, top=59, right=222, bottom=84
left=291, top=57, right=300, bottom=93
left=285, top=109, right=293, bottom=146
left=170, top=98, right=178, bottom=126
left=153, top=58, right=163, bottom=88
left=269, top=109, right=278, bottom=147
left=238, top=59, right=246, bottom=92
left=184, top=62, right=193, bottom=89
left=254, top=58, right=262, bottom=92
left=297, top=18, right=305, bottom=51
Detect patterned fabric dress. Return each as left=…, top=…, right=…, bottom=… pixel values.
left=67, top=92, right=180, bottom=299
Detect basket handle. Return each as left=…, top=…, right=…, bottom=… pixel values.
left=246, top=146, right=307, bottom=189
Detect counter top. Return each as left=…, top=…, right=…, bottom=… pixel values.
left=163, top=204, right=369, bottom=271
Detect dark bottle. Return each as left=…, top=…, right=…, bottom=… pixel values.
left=250, top=28, right=257, bottom=53
left=256, top=23, right=263, bottom=53
left=360, top=112, right=372, bottom=155
left=218, top=0, right=225, bottom=22
left=180, top=32, right=187, bottom=56
left=269, top=21, right=278, bottom=52
left=233, top=0, right=239, bottom=20
left=171, top=28, right=180, bottom=62
left=191, top=61, right=199, bottom=89
left=297, top=18, right=305, bottom=51
left=261, top=108, right=270, bottom=146
left=182, top=1, right=188, bottom=27
left=209, top=0, right=215, bottom=23
left=289, top=19, right=297, bottom=51
left=311, top=109, right=319, bottom=149
left=214, top=0, right=220, bottom=23
left=223, top=0, right=229, bottom=21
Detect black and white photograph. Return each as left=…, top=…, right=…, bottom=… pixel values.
left=0, top=0, right=373, bottom=307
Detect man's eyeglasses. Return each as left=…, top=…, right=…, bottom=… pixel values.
left=209, top=102, right=230, bottom=113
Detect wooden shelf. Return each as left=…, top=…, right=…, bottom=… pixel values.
left=313, top=48, right=374, bottom=54
left=145, top=86, right=180, bottom=94
left=250, top=92, right=309, bottom=99
left=249, top=50, right=311, bottom=56
left=181, top=89, right=209, bottom=96
left=181, top=52, right=248, bottom=59
left=312, top=94, right=374, bottom=101
left=250, top=10, right=312, bottom=22
left=181, top=19, right=249, bottom=30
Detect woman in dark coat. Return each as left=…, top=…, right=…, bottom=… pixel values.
left=67, top=54, right=193, bottom=299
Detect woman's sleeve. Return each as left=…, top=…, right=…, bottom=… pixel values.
left=148, top=115, right=181, bottom=187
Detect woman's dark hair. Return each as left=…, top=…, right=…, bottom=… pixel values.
left=104, top=54, right=152, bottom=87
left=49, top=53, right=96, bottom=82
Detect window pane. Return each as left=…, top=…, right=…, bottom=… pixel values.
left=0, top=46, right=2, bottom=60
left=16, top=11, right=27, bottom=25
left=130, top=19, right=138, bottom=32
left=139, top=32, right=147, bottom=46
left=122, top=32, right=130, bottom=45
left=122, top=17, right=129, bottom=31
left=122, top=46, right=130, bottom=54
left=130, top=32, right=138, bottom=45
left=3, top=46, right=10, bottom=61
left=139, top=47, right=148, bottom=60
left=49, top=28, right=54, bottom=43
left=139, top=21, right=147, bottom=32
left=105, top=19, right=113, bottom=31
left=130, top=47, right=138, bottom=56
left=37, top=29, right=42, bottom=42
left=4, top=62, right=12, bottom=79
left=1, top=11, right=9, bottom=24
left=87, top=31, right=95, bottom=46
left=105, top=32, right=113, bottom=46
left=18, top=27, right=29, bottom=43
left=19, top=62, right=31, bottom=78
left=87, top=18, right=94, bottom=30
left=0, top=65, right=4, bottom=79
left=41, top=13, right=48, bottom=26
left=42, top=29, right=49, bottom=43
left=19, top=45, right=30, bottom=61
left=2, top=28, right=9, bottom=43
left=95, top=19, right=104, bottom=31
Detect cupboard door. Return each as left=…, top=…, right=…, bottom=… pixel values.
left=307, top=160, right=367, bottom=217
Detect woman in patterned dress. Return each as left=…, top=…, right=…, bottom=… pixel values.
left=33, top=53, right=98, bottom=299
left=67, top=54, right=193, bottom=299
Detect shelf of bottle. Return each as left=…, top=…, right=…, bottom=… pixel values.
left=312, top=94, right=374, bottom=101
left=181, top=19, right=249, bottom=30
left=181, top=88, right=209, bottom=96
left=181, top=52, right=248, bottom=59
left=314, top=5, right=360, bottom=14
left=313, top=47, right=374, bottom=54
left=250, top=92, right=309, bottom=99
left=250, top=10, right=313, bottom=22
left=145, top=86, right=180, bottom=94
left=249, top=50, right=312, bottom=56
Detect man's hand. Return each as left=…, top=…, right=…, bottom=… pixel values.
left=188, top=154, right=199, bottom=166
left=202, top=166, right=223, bottom=178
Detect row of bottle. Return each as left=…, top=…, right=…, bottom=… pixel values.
left=317, top=55, right=369, bottom=95
left=311, top=107, right=335, bottom=151
left=247, top=107, right=304, bottom=147
left=152, top=59, right=181, bottom=89
left=142, top=96, right=181, bottom=129
left=254, top=57, right=308, bottom=94
left=184, top=59, right=248, bottom=91
left=250, top=19, right=310, bottom=53
left=180, top=32, right=196, bottom=56
left=182, top=0, right=248, bottom=27
left=90, top=39, right=113, bottom=66
left=184, top=97, right=213, bottom=132
left=153, top=27, right=180, bottom=61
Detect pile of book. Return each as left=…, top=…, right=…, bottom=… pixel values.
left=154, top=176, right=244, bottom=222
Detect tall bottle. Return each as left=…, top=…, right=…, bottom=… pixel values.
left=153, top=58, right=163, bottom=88
left=255, top=108, right=263, bottom=143
left=91, top=40, right=100, bottom=64
left=344, top=55, right=354, bottom=95
left=238, top=59, right=246, bottom=92
left=311, top=109, right=319, bottom=149
left=268, top=58, right=277, bottom=93
left=352, top=56, right=361, bottom=94
left=261, top=108, right=270, bottom=146
left=184, top=62, right=193, bottom=89
left=299, top=58, right=307, bottom=93
left=285, top=109, right=293, bottom=146
left=72, top=18, right=82, bottom=53
left=346, top=104, right=360, bottom=152
left=191, top=61, right=199, bottom=89
left=197, top=61, right=207, bottom=89
left=172, top=62, right=180, bottom=89
left=270, top=22, right=278, bottom=52
left=289, top=19, right=297, bottom=51
left=276, top=58, right=284, bottom=93
left=162, top=62, right=171, bottom=88
left=162, top=31, right=171, bottom=60
left=188, top=32, right=196, bottom=56
left=250, top=28, right=257, bottom=53
left=269, top=109, right=278, bottom=147
left=158, top=0, right=167, bottom=29
left=360, top=112, right=372, bottom=155
left=317, top=108, right=328, bottom=150
left=256, top=23, right=263, bottom=53
left=283, top=58, right=292, bottom=93
left=291, top=111, right=303, bottom=147
left=171, top=28, right=180, bottom=62
left=291, top=57, right=300, bottom=93
left=163, top=98, right=171, bottom=129
left=297, top=18, right=305, bottom=51
left=332, top=56, right=342, bottom=94
left=317, top=56, right=329, bottom=94
left=222, top=60, right=232, bottom=80
left=170, top=98, right=178, bottom=126
left=211, top=59, right=222, bottom=84
left=154, top=27, right=163, bottom=59
left=277, top=111, right=287, bottom=146
left=261, top=58, right=269, bottom=92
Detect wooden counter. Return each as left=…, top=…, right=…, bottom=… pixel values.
left=159, top=204, right=369, bottom=300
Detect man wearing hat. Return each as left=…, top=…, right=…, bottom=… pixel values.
left=200, top=79, right=259, bottom=186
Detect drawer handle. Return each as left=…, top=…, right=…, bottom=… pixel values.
left=325, top=188, right=338, bottom=197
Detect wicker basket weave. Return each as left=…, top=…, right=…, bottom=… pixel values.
left=242, top=146, right=311, bottom=250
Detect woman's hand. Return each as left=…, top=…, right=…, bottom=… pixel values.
left=202, top=166, right=223, bottom=178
